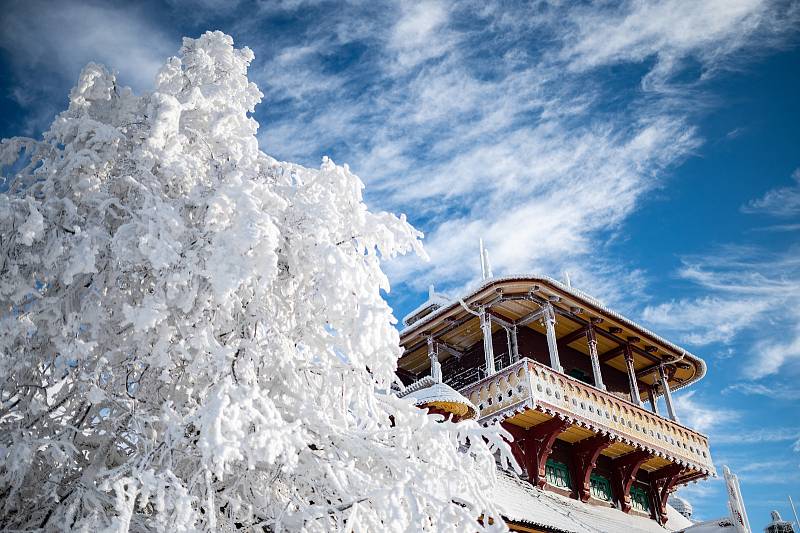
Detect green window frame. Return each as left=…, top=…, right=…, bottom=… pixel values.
left=545, top=459, right=571, bottom=489
left=567, top=368, right=592, bottom=384
left=590, top=473, right=612, bottom=501
left=630, top=486, right=650, bottom=513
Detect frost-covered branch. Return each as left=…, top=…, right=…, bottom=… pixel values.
left=0, top=31, right=509, bottom=532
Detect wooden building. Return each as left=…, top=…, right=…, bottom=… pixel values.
left=396, top=276, right=716, bottom=531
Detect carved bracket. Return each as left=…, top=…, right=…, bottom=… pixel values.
left=570, top=435, right=613, bottom=502
left=611, top=450, right=650, bottom=513
left=649, top=464, right=685, bottom=525
left=502, top=417, right=571, bottom=488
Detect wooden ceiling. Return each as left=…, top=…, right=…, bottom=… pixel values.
left=399, top=278, right=704, bottom=394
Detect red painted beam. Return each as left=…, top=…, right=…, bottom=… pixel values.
left=649, top=464, right=685, bottom=525
left=502, top=418, right=571, bottom=488
left=569, top=435, right=613, bottom=502
left=610, top=450, right=651, bottom=513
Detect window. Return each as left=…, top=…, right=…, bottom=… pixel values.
left=630, top=486, right=650, bottom=513
left=568, top=368, right=592, bottom=384
left=545, top=459, right=571, bottom=489
left=590, top=474, right=612, bottom=501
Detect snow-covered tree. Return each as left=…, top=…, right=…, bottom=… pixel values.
left=0, top=31, right=511, bottom=532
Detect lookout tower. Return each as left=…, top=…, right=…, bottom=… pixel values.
left=397, top=275, right=715, bottom=529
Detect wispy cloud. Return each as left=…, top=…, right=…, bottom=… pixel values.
left=672, top=390, right=740, bottom=434
left=642, top=245, right=800, bottom=378
left=560, top=0, right=798, bottom=90
left=0, top=0, right=173, bottom=135
left=724, top=382, right=800, bottom=401
left=713, top=427, right=800, bottom=445
left=230, top=0, right=799, bottom=310
left=742, top=167, right=800, bottom=217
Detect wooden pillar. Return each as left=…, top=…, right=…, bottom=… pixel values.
left=480, top=309, right=496, bottom=376
left=586, top=326, right=606, bottom=390
left=647, top=385, right=660, bottom=415
left=543, top=303, right=563, bottom=373
left=569, top=435, right=612, bottom=502
left=427, top=337, right=441, bottom=383
left=658, top=365, right=678, bottom=422
left=649, top=464, right=684, bottom=525
left=503, top=417, right=571, bottom=488
left=509, top=324, right=519, bottom=363
left=623, top=345, right=642, bottom=406
left=610, top=450, right=650, bottom=513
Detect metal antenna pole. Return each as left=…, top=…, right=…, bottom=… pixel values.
left=790, top=495, right=799, bottom=529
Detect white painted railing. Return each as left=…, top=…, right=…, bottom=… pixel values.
left=461, top=358, right=714, bottom=474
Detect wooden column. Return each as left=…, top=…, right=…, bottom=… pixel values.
left=569, top=435, right=612, bottom=502
left=623, top=345, right=642, bottom=406
left=543, top=303, right=563, bottom=373
left=658, top=364, right=678, bottom=422
left=586, top=325, right=606, bottom=390
left=647, top=385, right=660, bottom=415
left=649, top=464, right=684, bottom=525
left=503, top=417, right=571, bottom=488
left=480, top=309, right=496, bottom=376
left=610, top=450, right=650, bottom=513
left=509, top=324, right=519, bottom=363
left=427, top=337, right=442, bottom=383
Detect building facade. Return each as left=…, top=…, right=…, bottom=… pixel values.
left=396, top=276, right=716, bottom=531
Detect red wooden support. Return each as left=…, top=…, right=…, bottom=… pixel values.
left=569, top=435, right=613, bottom=502
left=649, top=464, right=684, bottom=525
left=610, top=450, right=650, bottom=513
left=502, top=417, right=570, bottom=488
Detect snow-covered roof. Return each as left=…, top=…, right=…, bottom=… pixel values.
left=398, top=378, right=479, bottom=420
left=492, top=472, right=694, bottom=533
left=400, top=274, right=707, bottom=394
left=401, top=286, right=451, bottom=327
left=669, top=496, right=694, bottom=519
left=672, top=518, right=735, bottom=533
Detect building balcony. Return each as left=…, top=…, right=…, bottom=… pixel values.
left=461, top=357, right=714, bottom=476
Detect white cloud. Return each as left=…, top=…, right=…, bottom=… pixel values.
left=742, top=167, right=800, bottom=217
left=233, top=2, right=800, bottom=321
left=643, top=246, right=800, bottom=379
left=642, top=296, right=771, bottom=345
left=561, top=0, right=797, bottom=88
left=0, top=0, right=174, bottom=135
left=388, top=1, right=455, bottom=72
left=672, top=390, right=739, bottom=434
left=713, top=427, right=800, bottom=445
left=724, top=382, right=800, bottom=401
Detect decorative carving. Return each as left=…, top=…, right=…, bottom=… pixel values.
left=503, top=417, right=571, bottom=488
left=570, top=435, right=612, bottom=502
left=649, top=464, right=684, bottom=524
left=611, top=450, right=650, bottom=513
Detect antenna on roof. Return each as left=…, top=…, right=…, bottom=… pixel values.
left=428, top=284, right=436, bottom=299
left=479, top=239, right=493, bottom=280
left=563, top=271, right=571, bottom=288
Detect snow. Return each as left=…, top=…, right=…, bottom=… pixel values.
left=0, top=31, right=513, bottom=532
left=493, top=472, right=695, bottom=533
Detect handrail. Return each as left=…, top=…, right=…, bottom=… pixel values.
left=460, top=358, right=714, bottom=474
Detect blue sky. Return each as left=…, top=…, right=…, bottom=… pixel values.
left=1, top=0, right=799, bottom=527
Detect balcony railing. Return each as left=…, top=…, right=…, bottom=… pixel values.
left=461, top=358, right=714, bottom=475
